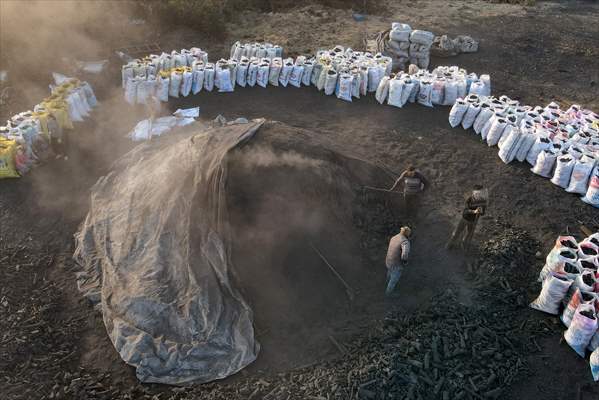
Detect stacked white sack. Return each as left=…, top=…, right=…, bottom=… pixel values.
left=388, top=23, right=413, bottom=70
left=448, top=94, right=599, bottom=207
left=531, top=232, right=599, bottom=374
left=230, top=41, right=283, bottom=61
left=409, top=29, right=435, bottom=70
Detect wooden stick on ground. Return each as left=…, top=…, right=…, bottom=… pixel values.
left=363, top=185, right=398, bottom=193
left=309, top=242, right=355, bottom=302
left=580, top=225, right=593, bottom=237
left=328, top=334, right=347, bottom=355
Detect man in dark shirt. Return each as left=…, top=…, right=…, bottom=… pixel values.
left=389, top=165, right=428, bottom=216
left=446, top=185, right=488, bottom=251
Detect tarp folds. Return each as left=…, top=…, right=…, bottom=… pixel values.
left=74, top=120, right=264, bottom=385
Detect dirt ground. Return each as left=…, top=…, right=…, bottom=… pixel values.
left=1, top=1, right=599, bottom=399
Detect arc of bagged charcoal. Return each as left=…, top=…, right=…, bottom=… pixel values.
left=424, top=352, right=431, bottom=370
left=407, top=359, right=423, bottom=369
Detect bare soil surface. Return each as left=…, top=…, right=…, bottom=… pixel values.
left=1, top=1, right=599, bottom=399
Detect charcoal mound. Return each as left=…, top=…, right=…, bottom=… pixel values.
left=74, top=119, right=390, bottom=384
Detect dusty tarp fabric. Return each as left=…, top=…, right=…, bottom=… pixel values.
left=73, top=120, right=264, bottom=385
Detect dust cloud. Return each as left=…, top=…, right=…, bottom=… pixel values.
left=0, top=0, right=144, bottom=108
left=235, top=145, right=327, bottom=170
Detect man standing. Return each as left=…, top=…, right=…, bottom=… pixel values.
left=446, top=185, right=488, bottom=251
left=389, top=165, right=428, bottom=216
left=385, top=226, right=412, bottom=295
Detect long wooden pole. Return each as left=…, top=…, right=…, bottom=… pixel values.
left=309, top=243, right=355, bottom=302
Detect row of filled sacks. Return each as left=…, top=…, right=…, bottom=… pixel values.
left=121, top=48, right=209, bottom=88
left=374, top=65, right=491, bottom=108
left=388, top=22, right=434, bottom=69
left=123, top=49, right=390, bottom=105
left=123, top=51, right=491, bottom=110
left=229, top=41, right=283, bottom=61
left=448, top=95, right=599, bottom=207
left=530, top=233, right=599, bottom=380
left=124, top=56, right=308, bottom=105
left=0, top=76, right=97, bottom=178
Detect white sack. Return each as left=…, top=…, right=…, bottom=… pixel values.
left=443, top=80, right=458, bottom=106
left=247, top=62, right=259, bottom=87
left=410, top=30, right=434, bottom=46
left=125, top=77, right=139, bottom=105
left=579, top=240, right=599, bottom=260
left=526, top=136, right=551, bottom=165
left=473, top=105, right=493, bottom=134
left=449, top=99, right=468, bottom=128
left=203, top=66, right=215, bottom=91
left=530, top=272, right=572, bottom=315
left=468, top=80, right=485, bottom=96
left=217, top=68, right=234, bottom=93
left=566, top=160, right=594, bottom=194
left=302, top=61, right=314, bottom=86
left=486, top=117, right=508, bottom=146
left=351, top=71, right=361, bottom=99
left=591, top=348, right=599, bottom=381
left=157, top=75, right=169, bottom=102
left=551, top=155, right=575, bottom=188
left=181, top=70, right=193, bottom=97
left=279, top=59, right=294, bottom=87
left=324, top=69, right=338, bottom=96
left=540, top=241, right=578, bottom=281
left=367, top=65, right=384, bottom=92
left=169, top=71, right=182, bottom=98
left=417, top=80, right=433, bottom=107
left=257, top=62, right=270, bottom=88
left=375, top=76, right=391, bottom=105
left=498, top=127, right=522, bottom=164
left=269, top=58, right=282, bottom=86
left=311, top=63, right=323, bottom=87
left=480, top=74, right=491, bottom=96
left=192, top=69, right=205, bottom=95
left=531, top=150, right=557, bottom=178
left=582, top=170, right=599, bottom=208
left=431, top=79, right=445, bottom=105
left=461, top=103, right=481, bottom=130
left=564, top=303, right=598, bottom=357
left=289, top=64, right=304, bottom=88
left=336, top=73, right=353, bottom=102
left=236, top=63, right=248, bottom=87
left=387, top=78, right=404, bottom=107
left=561, top=288, right=596, bottom=327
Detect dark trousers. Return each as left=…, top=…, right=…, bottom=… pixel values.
left=403, top=193, right=418, bottom=217
left=447, top=217, right=477, bottom=250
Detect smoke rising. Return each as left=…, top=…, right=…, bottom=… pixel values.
left=236, top=145, right=327, bottom=170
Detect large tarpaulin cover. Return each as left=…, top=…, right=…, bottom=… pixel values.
left=73, top=120, right=264, bottom=384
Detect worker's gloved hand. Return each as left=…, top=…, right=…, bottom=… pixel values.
left=402, top=260, right=408, bottom=266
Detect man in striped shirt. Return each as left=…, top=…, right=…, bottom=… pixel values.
left=385, top=226, right=412, bottom=295
left=389, top=165, right=428, bottom=217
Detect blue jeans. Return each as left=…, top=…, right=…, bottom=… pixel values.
left=385, top=264, right=403, bottom=295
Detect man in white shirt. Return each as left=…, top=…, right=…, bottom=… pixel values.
left=385, top=226, right=411, bottom=295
